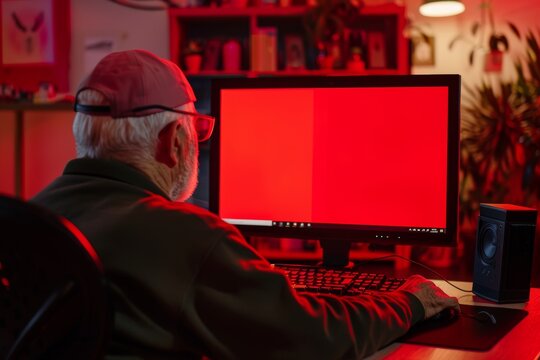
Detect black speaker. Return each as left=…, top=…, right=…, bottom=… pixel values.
left=473, top=204, right=537, bottom=303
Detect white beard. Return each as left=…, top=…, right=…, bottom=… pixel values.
left=170, top=135, right=199, bottom=202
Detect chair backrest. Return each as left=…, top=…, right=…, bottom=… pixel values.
left=0, top=195, right=111, bottom=359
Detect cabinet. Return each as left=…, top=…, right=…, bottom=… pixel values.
left=168, top=3, right=409, bottom=77
left=0, top=103, right=75, bottom=199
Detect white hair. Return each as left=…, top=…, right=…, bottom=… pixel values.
left=73, top=89, right=191, bottom=167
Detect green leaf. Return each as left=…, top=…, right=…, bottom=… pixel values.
left=507, top=22, right=521, bottom=39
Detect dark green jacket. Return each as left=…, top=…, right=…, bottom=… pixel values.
left=32, top=158, right=424, bottom=359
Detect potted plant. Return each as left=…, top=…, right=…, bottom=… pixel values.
left=458, top=32, right=540, bottom=274
left=183, top=40, right=203, bottom=73
left=448, top=0, right=520, bottom=71
left=460, top=31, right=540, bottom=219
left=303, top=0, right=364, bottom=69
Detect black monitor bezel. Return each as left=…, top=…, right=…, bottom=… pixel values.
left=210, top=75, right=460, bottom=247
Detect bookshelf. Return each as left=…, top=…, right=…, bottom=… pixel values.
left=168, top=3, right=409, bottom=76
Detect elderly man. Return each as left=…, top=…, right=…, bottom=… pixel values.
left=32, top=49, right=458, bottom=359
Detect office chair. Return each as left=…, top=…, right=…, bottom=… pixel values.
left=0, top=195, right=111, bottom=359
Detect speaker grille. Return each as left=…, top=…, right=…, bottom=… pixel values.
left=479, top=222, right=498, bottom=264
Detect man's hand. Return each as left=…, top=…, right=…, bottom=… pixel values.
left=400, top=275, right=460, bottom=319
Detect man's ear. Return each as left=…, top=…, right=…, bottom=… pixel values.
left=155, top=121, right=181, bottom=168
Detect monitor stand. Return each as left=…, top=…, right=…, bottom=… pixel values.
left=319, top=239, right=355, bottom=269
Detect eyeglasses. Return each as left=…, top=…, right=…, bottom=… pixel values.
left=130, top=105, right=215, bottom=142
left=74, top=103, right=215, bottom=142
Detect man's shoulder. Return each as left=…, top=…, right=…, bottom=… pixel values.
left=136, top=194, right=236, bottom=235
left=139, top=194, right=215, bottom=218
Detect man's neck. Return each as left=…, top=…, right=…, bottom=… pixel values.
left=133, top=161, right=174, bottom=200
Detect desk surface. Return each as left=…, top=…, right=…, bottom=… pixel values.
left=368, top=281, right=540, bottom=360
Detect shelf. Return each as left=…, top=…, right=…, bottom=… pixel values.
left=185, top=68, right=407, bottom=78
left=169, top=5, right=308, bottom=17
left=169, top=3, right=403, bottom=17
left=169, top=4, right=409, bottom=75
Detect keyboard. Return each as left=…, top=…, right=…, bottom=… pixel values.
left=272, top=263, right=405, bottom=296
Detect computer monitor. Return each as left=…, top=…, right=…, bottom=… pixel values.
left=210, top=75, right=460, bottom=267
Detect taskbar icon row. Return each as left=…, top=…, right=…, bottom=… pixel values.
left=409, top=227, right=445, bottom=234
left=273, top=221, right=311, bottom=228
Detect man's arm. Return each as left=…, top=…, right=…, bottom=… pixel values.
left=178, top=225, right=453, bottom=359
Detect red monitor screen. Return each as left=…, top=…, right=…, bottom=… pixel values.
left=210, top=76, right=460, bottom=245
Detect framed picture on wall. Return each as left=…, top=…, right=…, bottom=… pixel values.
left=367, top=31, right=386, bottom=68
left=1, top=0, right=55, bottom=65
left=412, top=34, right=435, bottom=66
left=284, top=35, right=305, bottom=70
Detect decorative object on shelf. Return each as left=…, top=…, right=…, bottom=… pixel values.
left=419, top=0, right=465, bottom=18
left=346, top=28, right=365, bottom=71
left=346, top=46, right=365, bottom=72
left=328, top=33, right=344, bottom=69
left=0, top=83, right=33, bottom=101
left=459, top=31, right=540, bottom=223
left=284, top=35, right=305, bottom=70
left=202, top=39, right=221, bottom=71
left=33, top=82, right=55, bottom=103
left=1, top=0, right=55, bottom=65
left=0, top=83, right=17, bottom=100
left=316, top=42, right=333, bottom=70
left=222, top=39, right=242, bottom=71
left=183, top=40, right=203, bottom=73
left=304, top=0, right=364, bottom=69
left=448, top=0, right=520, bottom=71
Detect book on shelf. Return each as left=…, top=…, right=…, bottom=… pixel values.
left=250, top=27, right=277, bottom=72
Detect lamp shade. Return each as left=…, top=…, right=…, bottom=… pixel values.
left=419, top=0, right=465, bottom=17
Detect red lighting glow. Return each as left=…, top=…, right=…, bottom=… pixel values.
left=61, top=218, right=103, bottom=270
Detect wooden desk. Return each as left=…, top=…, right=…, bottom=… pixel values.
left=367, top=281, right=540, bottom=359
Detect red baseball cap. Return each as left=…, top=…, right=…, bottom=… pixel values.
left=75, top=49, right=196, bottom=118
